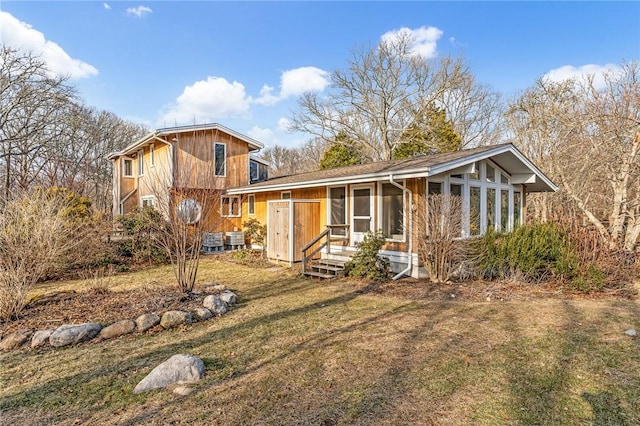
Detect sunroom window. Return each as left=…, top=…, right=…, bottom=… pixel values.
left=381, top=183, right=404, bottom=240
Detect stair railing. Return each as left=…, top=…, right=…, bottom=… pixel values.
left=301, top=227, right=331, bottom=275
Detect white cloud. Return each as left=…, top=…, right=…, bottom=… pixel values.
left=277, top=117, right=292, bottom=133
left=103, top=3, right=111, bottom=10
left=544, top=64, right=623, bottom=90
left=159, top=77, right=251, bottom=125
left=126, top=5, right=152, bottom=18
left=254, top=66, right=330, bottom=105
left=381, top=26, right=443, bottom=59
left=247, top=126, right=279, bottom=146
left=0, top=11, right=98, bottom=79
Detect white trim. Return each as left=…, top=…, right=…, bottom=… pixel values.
left=248, top=194, right=255, bottom=215
left=122, top=158, right=134, bottom=178
left=350, top=184, right=374, bottom=246
left=214, top=142, right=226, bottom=177
left=141, top=195, right=156, bottom=208
left=378, top=180, right=406, bottom=243
left=221, top=195, right=241, bottom=217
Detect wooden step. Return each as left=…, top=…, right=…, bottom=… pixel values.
left=304, top=271, right=337, bottom=279
left=315, top=258, right=347, bottom=268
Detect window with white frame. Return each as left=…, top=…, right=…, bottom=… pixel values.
left=141, top=195, right=156, bottom=209
left=329, top=186, right=347, bottom=237
left=281, top=191, right=291, bottom=199
left=214, top=143, right=226, bottom=176
left=380, top=182, right=404, bottom=241
left=248, top=194, right=255, bottom=215
left=221, top=195, right=240, bottom=217
left=137, top=149, right=144, bottom=176
left=513, top=191, right=522, bottom=228
left=123, top=158, right=133, bottom=177
left=150, top=144, right=155, bottom=167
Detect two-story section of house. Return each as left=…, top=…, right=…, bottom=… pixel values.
left=108, top=123, right=266, bottom=232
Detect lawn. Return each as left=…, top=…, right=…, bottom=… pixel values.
left=1, top=256, right=639, bottom=425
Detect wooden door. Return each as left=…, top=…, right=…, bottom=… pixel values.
left=267, top=201, right=291, bottom=262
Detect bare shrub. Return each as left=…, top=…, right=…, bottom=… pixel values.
left=417, top=194, right=468, bottom=283
left=0, top=189, right=98, bottom=320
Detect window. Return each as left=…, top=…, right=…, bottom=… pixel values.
left=514, top=191, right=522, bottom=228
left=469, top=162, right=480, bottom=180
left=487, top=188, right=496, bottom=231
left=470, top=186, right=481, bottom=236
left=141, top=196, right=156, bottom=208
left=176, top=199, right=202, bottom=224
left=428, top=181, right=442, bottom=194
left=221, top=196, right=240, bottom=217
left=150, top=144, right=155, bottom=167
left=249, top=160, right=269, bottom=183
left=501, top=173, right=509, bottom=184
left=485, top=164, right=495, bottom=183
left=281, top=191, right=291, bottom=199
left=214, top=143, right=226, bottom=176
left=329, top=187, right=347, bottom=237
left=137, top=150, right=144, bottom=176
left=123, top=159, right=133, bottom=177
left=501, top=190, right=509, bottom=231
left=248, top=194, right=255, bottom=215
left=381, top=183, right=404, bottom=240
left=450, top=183, right=462, bottom=197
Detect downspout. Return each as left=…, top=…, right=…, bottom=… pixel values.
left=389, top=175, right=413, bottom=280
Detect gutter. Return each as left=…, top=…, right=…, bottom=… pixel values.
left=389, top=175, right=413, bottom=280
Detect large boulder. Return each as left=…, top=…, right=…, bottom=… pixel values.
left=99, top=320, right=136, bottom=340
left=203, top=295, right=227, bottom=316
left=31, top=330, right=54, bottom=348
left=136, top=313, right=161, bottom=332
left=160, top=311, right=192, bottom=329
left=133, top=354, right=205, bottom=394
left=219, top=290, right=237, bottom=306
left=202, top=283, right=226, bottom=293
left=0, top=329, right=33, bottom=351
left=49, top=323, right=102, bottom=347
left=192, top=308, right=213, bottom=321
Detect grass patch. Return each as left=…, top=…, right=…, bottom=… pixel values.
left=1, top=257, right=639, bottom=425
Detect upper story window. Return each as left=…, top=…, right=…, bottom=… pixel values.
left=123, top=158, right=133, bottom=177
left=137, top=150, right=144, bottom=176
left=250, top=159, right=269, bottom=183
left=150, top=144, right=155, bottom=167
left=214, top=143, right=226, bottom=176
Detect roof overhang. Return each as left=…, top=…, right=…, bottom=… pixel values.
left=107, top=123, right=265, bottom=160
left=227, top=144, right=557, bottom=195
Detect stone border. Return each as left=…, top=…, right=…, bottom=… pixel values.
left=0, top=284, right=237, bottom=352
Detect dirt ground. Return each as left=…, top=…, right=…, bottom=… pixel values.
left=1, top=255, right=637, bottom=338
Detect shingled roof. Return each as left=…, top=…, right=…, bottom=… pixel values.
left=228, top=143, right=556, bottom=194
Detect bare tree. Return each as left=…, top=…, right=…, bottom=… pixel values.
left=416, top=193, right=468, bottom=283
left=290, top=32, right=498, bottom=161
left=507, top=61, right=640, bottom=251
left=146, top=137, right=224, bottom=293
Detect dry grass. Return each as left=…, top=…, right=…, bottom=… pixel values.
left=1, top=256, right=639, bottom=425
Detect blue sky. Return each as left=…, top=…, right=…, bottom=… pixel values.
left=1, top=1, right=639, bottom=148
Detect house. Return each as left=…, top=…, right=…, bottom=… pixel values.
left=108, top=123, right=267, bottom=232
left=227, top=143, right=556, bottom=279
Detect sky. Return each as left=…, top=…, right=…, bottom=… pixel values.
left=1, top=1, right=639, bottom=148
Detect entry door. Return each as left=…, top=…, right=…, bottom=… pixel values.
left=267, top=201, right=291, bottom=262
left=351, top=185, right=374, bottom=246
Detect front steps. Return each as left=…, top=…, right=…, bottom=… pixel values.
left=304, top=258, right=348, bottom=279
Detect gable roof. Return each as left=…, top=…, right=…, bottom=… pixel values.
left=228, top=143, right=557, bottom=194
left=107, top=123, right=264, bottom=159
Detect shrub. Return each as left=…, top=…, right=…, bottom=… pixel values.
left=243, top=218, right=267, bottom=257
left=345, top=230, right=391, bottom=282
left=475, top=222, right=577, bottom=282
left=117, top=207, right=167, bottom=264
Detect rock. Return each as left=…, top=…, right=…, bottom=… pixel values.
left=192, top=308, right=213, bottom=321
left=203, top=295, right=227, bottom=316
left=133, top=354, right=205, bottom=394
left=31, top=330, right=54, bottom=348
left=49, top=323, right=102, bottom=347
left=173, top=385, right=194, bottom=396
left=219, top=290, right=237, bottom=306
left=0, top=329, right=33, bottom=351
left=160, top=311, right=192, bottom=329
left=624, top=329, right=637, bottom=337
left=99, top=320, right=136, bottom=340
left=203, top=283, right=226, bottom=293
left=136, top=313, right=161, bottom=332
